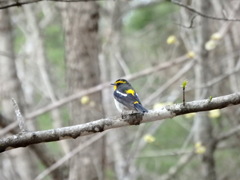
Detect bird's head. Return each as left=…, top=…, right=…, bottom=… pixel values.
left=111, top=79, right=130, bottom=90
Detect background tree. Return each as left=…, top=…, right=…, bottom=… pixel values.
left=0, top=9, right=38, bottom=180
left=61, top=2, right=105, bottom=180
left=0, top=0, right=240, bottom=180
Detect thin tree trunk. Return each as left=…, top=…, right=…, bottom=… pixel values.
left=24, top=4, right=70, bottom=154
left=0, top=9, right=36, bottom=180
left=61, top=2, right=105, bottom=180
left=193, top=1, right=216, bottom=180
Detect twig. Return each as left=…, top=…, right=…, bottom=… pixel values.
left=186, top=64, right=240, bottom=92
left=175, top=15, right=197, bottom=29
left=0, top=0, right=41, bottom=9
left=183, top=87, right=185, bottom=105
left=0, top=114, right=65, bottom=179
left=0, top=92, right=239, bottom=153
left=144, top=60, right=194, bottom=105
left=217, top=124, right=240, bottom=142
left=124, top=55, right=189, bottom=81
left=182, top=80, right=188, bottom=106
left=172, top=1, right=240, bottom=22
left=11, top=98, right=26, bottom=133
left=128, top=0, right=164, bottom=10
left=160, top=151, right=195, bottom=180
left=0, top=0, right=100, bottom=9
left=126, top=120, right=164, bottom=174
left=137, top=149, right=191, bottom=158
left=30, top=144, right=66, bottom=179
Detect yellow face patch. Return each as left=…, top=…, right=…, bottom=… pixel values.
left=113, top=85, right=117, bottom=90
left=133, top=101, right=139, bottom=104
left=115, top=80, right=126, bottom=84
left=126, top=89, right=135, bottom=96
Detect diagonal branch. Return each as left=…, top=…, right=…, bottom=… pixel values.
left=160, top=151, right=195, bottom=180
left=34, top=132, right=107, bottom=180
left=0, top=114, right=65, bottom=179
left=12, top=98, right=26, bottom=132
left=0, top=0, right=99, bottom=9
left=217, top=124, right=240, bottom=142
left=0, top=92, right=239, bottom=153
left=172, top=1, right=240, bottom=22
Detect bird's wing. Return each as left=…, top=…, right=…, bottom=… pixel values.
left=114, top=89, right=141, bottom=109
left=134, top=93, right=142, bottom=104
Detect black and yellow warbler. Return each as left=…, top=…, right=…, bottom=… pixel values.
left=111, top=79, right=148, bottom=113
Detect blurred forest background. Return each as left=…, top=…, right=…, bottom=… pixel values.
left=0, top=0, right=240, bottom=180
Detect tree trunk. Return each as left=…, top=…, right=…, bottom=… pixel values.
left=61, top=2, right=105, bottom=180
left=0, top=9, right=36, bottom=180
left=193, top=1, right=216, bottom=180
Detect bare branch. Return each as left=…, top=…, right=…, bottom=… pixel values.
left=172, top=1, right=240, bottom=21
left=138, top=149, right=191, bottom=158
left=35, top=132, right=107, bottom=180
left=175, top=15, right=197, bottom=29
left=217, top=124, right=240, bottom=142
left=144, top=60, right=194, bottom=105
left=11, top=98, right=26, bottom=132
left=0, top=0, right=103, bottom=10
left=186, top=63, right=240, bottom=92
left=160, top=151, right=195, bottom=180
left=0, top=92, right=239, bottom=153
left=0, top=114, right=65, bottom=179
left=129, top=0, right=164, bottom=10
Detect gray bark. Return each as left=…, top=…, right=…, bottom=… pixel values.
left=0, top=92, right=239, bottom=153
left=0, top=9, right=36, bottom=180
left=193, top=1, right=216, bottom=180
left=61, top=2, right=105, bottom=180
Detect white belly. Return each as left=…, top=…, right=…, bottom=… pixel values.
left=114, top=99, right=127, bottom=112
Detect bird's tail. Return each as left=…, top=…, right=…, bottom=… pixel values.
left=134, top=103, right=148, bottom=113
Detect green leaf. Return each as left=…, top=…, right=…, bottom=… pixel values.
left=181, top=80, right=188, bottom=88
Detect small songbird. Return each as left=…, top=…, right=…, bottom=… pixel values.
left=111, top=79, right=148, bottom=114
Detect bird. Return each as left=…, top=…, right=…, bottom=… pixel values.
left=111, top=79, right=148, bottom=114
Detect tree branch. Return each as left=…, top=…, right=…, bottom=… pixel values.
left=160, top=151, right=195, bottom=180
left=0, top=114, right=65, bottom=179
left=217, top=124, right=240, bottom=142
left=0, top=0, right=100, bottom=9
left=12, top=98, right=26, bottom=132
left=0, top=92, right=239, bottom=153
left=34, top=132, right=107, bottom=180
left=172, top=1, right=240, bottom=22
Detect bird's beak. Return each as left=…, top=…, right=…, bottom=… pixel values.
left=111, top=83, right=115, bottom=85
